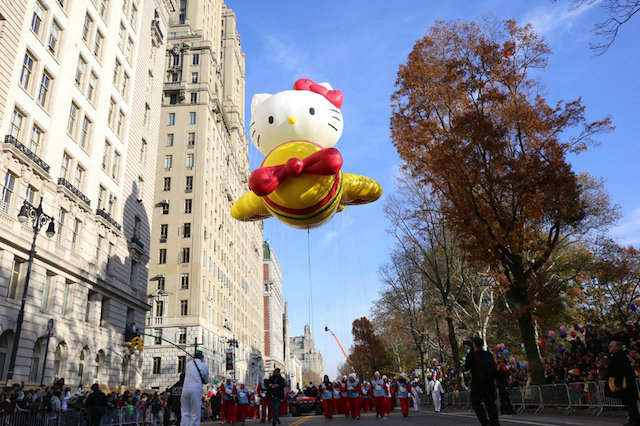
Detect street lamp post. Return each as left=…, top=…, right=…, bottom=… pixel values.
left=7, top=199, right=56, bottom=381
left=228, top=338, right=239, bottom=381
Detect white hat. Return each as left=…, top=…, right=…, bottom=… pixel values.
left=374, top=371, right=380, bottom=376
left=400, top=373, right=405, bottom=378
left=239, top=381, right=245, bottom=385
left=382, top=375, right=387, bottom=379
left=349, top=373, right=356, bottom=378
left=226, top=376, right=232, bottom=381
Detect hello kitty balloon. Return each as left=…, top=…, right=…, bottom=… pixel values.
left=231, top=78, right=382, bottom=229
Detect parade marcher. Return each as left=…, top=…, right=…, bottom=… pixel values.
left=220, top=376, right=237, bottom=425
left=236, top=382, right=249, bottom=425
left=249, top=391, right=258, bottom=420
left=607, top=340, right=640, bottom=425
left=332, top=381, right=342, bottom=415
left=496, top=362, right=515, bottom=415
left=181, top=351, right=210, bottom=426
left=346, top=373, right=362, bottom=419
left=394, top=373, right=412, bottom=417
left=371, top=372, right=386, bottom=419
left=464, top=337, right=500, bottom=426
left=411, top=382, right=422, bottom=412
left=257, top=374, right=272, bottom=423
left=85, top=384, right=107, bottom=426
left=382, top=375, right=392, bottom=417
left=361, top=381, right=372, bottom=413
left=338, top=375, right=349, bottom=417
left=427, top=377, right=444, bottom=413
left=319, top=375, right=333, bottom=421
left=266, top=368, right=286, bottom=426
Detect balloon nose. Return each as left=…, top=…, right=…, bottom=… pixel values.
left=287, top=117, right=297, bottom=125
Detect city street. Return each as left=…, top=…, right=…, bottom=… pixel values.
left=202, top=408, right=628, bottom=425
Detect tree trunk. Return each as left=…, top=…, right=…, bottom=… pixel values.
left=445, top=316, right=466, bottom=390
left=517, top=310, right=545, bottom=385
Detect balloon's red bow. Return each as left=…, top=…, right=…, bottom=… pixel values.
left=293, top=78, right=344, bottom=109
left=249, top=148, right=343, bottom=196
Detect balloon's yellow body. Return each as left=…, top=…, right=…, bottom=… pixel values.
left=231, top=141, right=382, bottom=229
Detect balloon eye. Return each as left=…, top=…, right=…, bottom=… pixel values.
left=268, top=116, right=274, bottom=124
left=309, top=108, right=315, bottom=115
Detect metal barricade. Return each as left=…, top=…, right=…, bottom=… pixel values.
left=521, top=385, right=543, bottom=413
left=119, top=405, right=144, bottom=425
left=596, top=380, right=626, bottom=411
left=539, top=384, right=571, bottom=414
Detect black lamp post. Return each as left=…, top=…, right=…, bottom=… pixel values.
left=7, top=199, right=56, bottom=381
left=228, top=338, right=239, bottom=381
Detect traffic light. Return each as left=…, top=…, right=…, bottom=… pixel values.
left=130, top=336, right=144, bottom=351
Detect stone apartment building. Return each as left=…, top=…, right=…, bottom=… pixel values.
left=262, top=241, right=286, bottom=373
left=0, top=0, right=174, bottom=388
left=142, top=0, right=264, bottom=389
left=290, top=324, right=324, bottom=382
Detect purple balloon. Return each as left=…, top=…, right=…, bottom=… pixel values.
left=550, top=337, right=556, bottom=344
left=560, top=325, right=566, bottom=332
left=558, top=346, right=566, bottom=354
left=574, top=324, right=580, bottom=331
left=631, top=304, right=638, bottom=312
left=560, top=331, right=568, bottom=339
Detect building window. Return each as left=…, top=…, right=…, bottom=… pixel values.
left=113, top=60, right=120, bottom=85
left=9, top=110, right=24, bottom=140
left=154, top=330, right=162, bottom=345
left=156, top=277, right=165, bottom=291
left=87, top=73, right=97, bottom=103
left=116, top=111, right=125, bottom=137
left=71, top=219, right=80, bottom=251
left=80, top=117, right=91, bottom=149
left=178, top=328, right=186, bottom=344
left=56, top=210, right=65, bottom=244
left=38, top=71, right=51, bottom=107
left=74, top=165, right=85, bottom=191
left=191, top=72, right=198, bottom=83
left=186, top=154, right=194, bottom=168
left=152, top=357, right=161, bottom=374
left=102, top=142, right=110, bottom=170
left=188, top=112, right=196, bottom=124
left=155, top=300, right=164, bottom=316
left=160, top=224, right=168, bottom=240
left=164, top=155, right=173, bottom=170
left=75, top=57, right=86, bottom=87
left=41, top=273, right=55, bottom=311
left=187, top=132, right=195, bottom=146
left=190, top=92, right=197, bottom=104
left=29, top=126, right=42, bottom=154
left=183, top=223, right=191, bottom=238
left=108, top=99, right=116, bottom=127
left=168, top=113, right=175, bottom=126
left=48, top=21, right=60, bottom=54
left=121, top=74, right=129, bottom=97
left=162, top=203, right=169, bottom=214
left=82, top=14, right=93, bottom=42
left=7, top=258, right=24, bottom=299
left=184, top=199, right=192, bottom=213
left=158, top=249, right=167, bottom=264
left=31, top=1, right=45, bottom=36
left=67, top=103, right=78, bottom=136
left=53, top=343, right=64, bottom=378
left=112, top=152, right=120, bottom=179
left=60, top=153, right=71, bottom=180
left=140, top=139, right=147, bottom=163
left=94, top=31, right=103, bottom=58
left=180, top=300, right=188, bottom=316
left=20, top=52, right=35, bottom=90
left=29, top=340, right=43, bottom=383
left=163, top=177, right=171, bottom=191
left=181, top=273, right=189, bottom=289
left=181, top=247, right=190, bottom=263
left=177, top=356, right=186, bottom=373
left=25, top=186, right=37, bottom=204
left=185, top=176, right=193, bottom=192
left=100, top=298, right=110, bottom=327
left=192, top=53, right=199, bottom=65
left=169, top=94, right=177, bottom=104
left=173, top=54, right=180, bottom=66
left=98, top=0, right=108, bottom=18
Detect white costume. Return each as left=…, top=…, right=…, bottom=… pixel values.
left=181, top=358, right=210, bottom=426
left=427, top=379, right=444, bottom=412
left=412, top=384, right=422, bottom=412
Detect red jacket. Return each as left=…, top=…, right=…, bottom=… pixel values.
left=220, top=383, right=237, bottom=401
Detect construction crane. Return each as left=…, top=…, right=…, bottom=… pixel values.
left=325, top=325, right=352, bottom=368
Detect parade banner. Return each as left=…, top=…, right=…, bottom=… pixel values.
left=225, top=349, right=234, bottom=371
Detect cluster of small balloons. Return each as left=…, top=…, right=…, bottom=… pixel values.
left=630, top=302, right=640, bottom=311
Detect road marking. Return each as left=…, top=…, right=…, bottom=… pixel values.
left=290, top=415, right=313, bottom=426
left=436, top=411, right=572, bottom=426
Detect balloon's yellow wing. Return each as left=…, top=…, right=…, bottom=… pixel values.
left=231, top=191, right=272, bottom=221
left=340, top=173, right=383, bottom=205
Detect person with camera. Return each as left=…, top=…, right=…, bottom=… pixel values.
left=607, top=341, right=640, bottom=426
left=464, top=338, right=500, bottom=426
left=181, top=350, right=210, bottom=426
left=266, top=368, right=286, bottom=426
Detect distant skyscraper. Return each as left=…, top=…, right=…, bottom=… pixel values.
left=142, top=0, right=264, bottom=388
left=290, top=324, right=324, bottom=380
left=0, top=0, right=174, bottom=387
left=263, top=241, right=285, bottom=372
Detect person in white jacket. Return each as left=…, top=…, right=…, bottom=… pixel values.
left=411, top=383, right=422, bottom=412
left=181, top=350, right=210, bottom=426
left=427, top=377, right=444, bottom=412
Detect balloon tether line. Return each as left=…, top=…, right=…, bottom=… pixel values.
left=307, top=230, right=314, bottom=332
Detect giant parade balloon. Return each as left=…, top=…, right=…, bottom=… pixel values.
left=231, top=78, right=383, bottom=229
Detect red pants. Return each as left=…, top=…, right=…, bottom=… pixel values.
left=322, top=399, right=333, bottom=420
left=349, top=397, right=360, bottom=418
left=360, top=398, right=371, bottom=413
left=260, top=399, right=271, bottom=421
left=279, top=399, right=287, bottom=415
left=386, top=397, right=392, bottom=415
left=374, top=396, right=386, bottom=417
left=399, top=397, right=410, bottom=416
left=237, top=403, right=248, bottom=422
left=222, top=400, right=235, bottom=424
left=333, top=398, right=342, bottom=414
left=342, top=397, right=350, bottom=416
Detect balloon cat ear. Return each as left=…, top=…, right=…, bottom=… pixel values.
left=251, top=93, right=271, bottom=115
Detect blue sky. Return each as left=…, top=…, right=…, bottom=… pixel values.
left=229, top=0, right=640, bottom=376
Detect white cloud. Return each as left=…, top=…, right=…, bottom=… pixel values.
left=322, top=213, right=355, bottom=245
left=612, top=207, right=640, bottom=246
left=523, top=1, right=600, bottom=38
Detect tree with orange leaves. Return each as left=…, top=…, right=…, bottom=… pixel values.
left=391, top=19, right=615, bottom=385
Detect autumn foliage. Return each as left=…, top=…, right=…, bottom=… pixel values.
left=391, top=19, right=614, bottom=384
